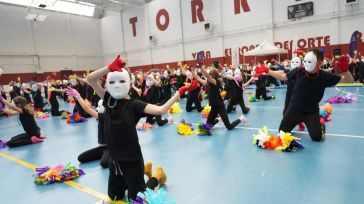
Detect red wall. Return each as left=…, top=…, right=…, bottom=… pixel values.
left=0, top=42, right=360, bottom=84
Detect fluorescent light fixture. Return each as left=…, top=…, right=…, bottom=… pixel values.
left=0, top=0, right=32, bottom=6
left=51, top=1, right=95, bottom=16
left=0, top=0, right=95, bottom=17
left=25, top=13, right=38, bottom=20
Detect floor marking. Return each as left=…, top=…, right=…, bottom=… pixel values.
left=0, top=152, right=124, bottom=204
left=171, top=122, right=364, bottom=139
left=335, top=87, right=364, bottom=97
left=246, top=106, right=364, bottom=111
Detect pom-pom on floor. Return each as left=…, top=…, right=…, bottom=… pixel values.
left=0, top=86, right=364, bottom=204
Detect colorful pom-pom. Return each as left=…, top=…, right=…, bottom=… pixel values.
left=0, top=140, right=8, bottom=149
left=66, top=113, right=86, bottom=123
left=67, top=98, right=75, bottom=104
left=196, top=122, right=213, bottom=136
left=326, top=93, right=356, bottom=104
left=125, top=188, right=176, bottom=204
left=169, top=102, right=183, bottom=114
left=35, top=111, right=50, bottom=119
left=253, top=126, right=304, bottom=152
left=177, top=119, right=194, bottom=135
left=248, top=96, right=258, bottom=102
left=34, top=162, right=85, bottom=185
left=319, top=103, right=333, bottom=122
left=220, top=90, right=227, bottom=98
left=201, top=104, right=211, bottom=118
left=61, top=111, right=70, bottom=119
left=136, top=122, right=154, bottom=131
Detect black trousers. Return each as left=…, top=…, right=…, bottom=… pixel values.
left=7, top=133, right=40, bottom=148
left=266, top=76, right=280, bottom=87
left=51, top=104, right=62, bottom=116
left=186, top=95, right=203, bottom=112
left=279, top=106, right=325, bottom=141
left=227, top=97, right=248, bottom=114
left=108, top=159, right=159, bottom=201
left=146, top=115, right=168, bottom=126
left=255, top=87, right=273, bottom=100
left=206, top=105, right=241, bottom=130
left=78, top=146, right=110, bottom=168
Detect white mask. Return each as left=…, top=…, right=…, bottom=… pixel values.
left=96, top=99, right=105, bottom=113
left=323, top=59, right=328, bottom=65
left=105, top=69, right=130, bottom=99
left=226, top=69, right=233, bottom=78
left=163, top=71, right=168, bottom=78
left=131, top=75, right=135, bottom=83
left=233, top=69, right=241, bottom=77
left=31, top=84, right=38, bottom=92
left=303, top=52, right=317, bottom=73
left=70, top=79, right=77, bottom=86
left=146, top=75, right=154, bottom=87
left=186, top=71, right=192, bottom=79
left=290, top=57, right=302, bottom=70
left=283, top=61, right=289, bottom=67
left=176, top=69, right=181, bottom=76
left=207, top=68, right=211, bottom=74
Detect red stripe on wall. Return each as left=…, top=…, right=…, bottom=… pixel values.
left=0, top=43, right=360, bottom=84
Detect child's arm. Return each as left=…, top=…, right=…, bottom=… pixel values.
left=200, top=66, right=217, bottom=85
left=76, top=76, right=87, bottom=86
left=191, top=69, right=207, bottom=85
left=0, top=92, right=22, bottom=113
left=243, top=77, right=255, bottom=87
left=132, top=84, right=142, bottom=96
left=143, top=81, right=199, bottom=115
left=65, top=88, right=98, bottom=119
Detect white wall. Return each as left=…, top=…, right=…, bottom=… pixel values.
left=99, top=0, right=364, bottom=68
left=0, top=3, right=103, bottom=74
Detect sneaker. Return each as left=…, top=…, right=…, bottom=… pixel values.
left=239, top=115, right=249, bottom=124
left=243, top=107, right=250, bottom=114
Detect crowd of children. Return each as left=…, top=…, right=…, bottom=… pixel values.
left=0, top=48, right=346, bottom=201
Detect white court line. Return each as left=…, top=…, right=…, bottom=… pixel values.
left=171, top=122, right=364, bottom=139
left=247, top=106, right=364, bottom=111
left=335, top=87, right=364, bottom=97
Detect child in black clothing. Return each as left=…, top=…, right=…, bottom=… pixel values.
left=262, top=49, right=342, bottom=141
left=31, top=83, right=47, bottom=112
left=48, top=82, right=65, bottom=116
left=65, top=87, right=110, bottom=168
left=182, top=67, right=203, bottom=112
left=0, top=94, right=45, bottom=148
left=194, top=66, right=247, bottom=130
left=223, top=68, right=250, bottom=114
left=142, top=74, right=173, bottom=126
left=87, top=55, right=198, bottom=201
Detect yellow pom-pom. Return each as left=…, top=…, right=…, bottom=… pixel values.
left=169, top=102, right=183, bottom=114
left=177, top=121, right=194, bottom=135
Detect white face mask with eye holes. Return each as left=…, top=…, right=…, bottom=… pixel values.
left=105, top=70, right=130, bottom=100
left=303, top=52, right=318, bottom=73
left=146, top=75, right=154, bottom=87
left=290, top=57, right=302, bottom=70
left=233, top=69, right=241, bottom=78
left=31, top=84, right=38, bottom=92
left=163, top=71, right=168, bottom=78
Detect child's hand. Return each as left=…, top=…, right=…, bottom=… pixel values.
left=65, top=87, right=80, bottom=99
left=108, top=55, right=126, bottom=72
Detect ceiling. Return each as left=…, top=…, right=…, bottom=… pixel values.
left=0, top=0, right=150, bottom=17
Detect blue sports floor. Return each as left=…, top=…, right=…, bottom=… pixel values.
left=1, top=86, right=364, bottom=204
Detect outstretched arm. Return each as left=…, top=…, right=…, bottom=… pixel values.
left=65, top=88, right=98, bottom=119
left=191, top=69, right=207, bottom=85
left=201, top=66, right=216, bottom=85
left=0, top=93, right=22, bottom=113
left=267, top=70, right=288, bottom=81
